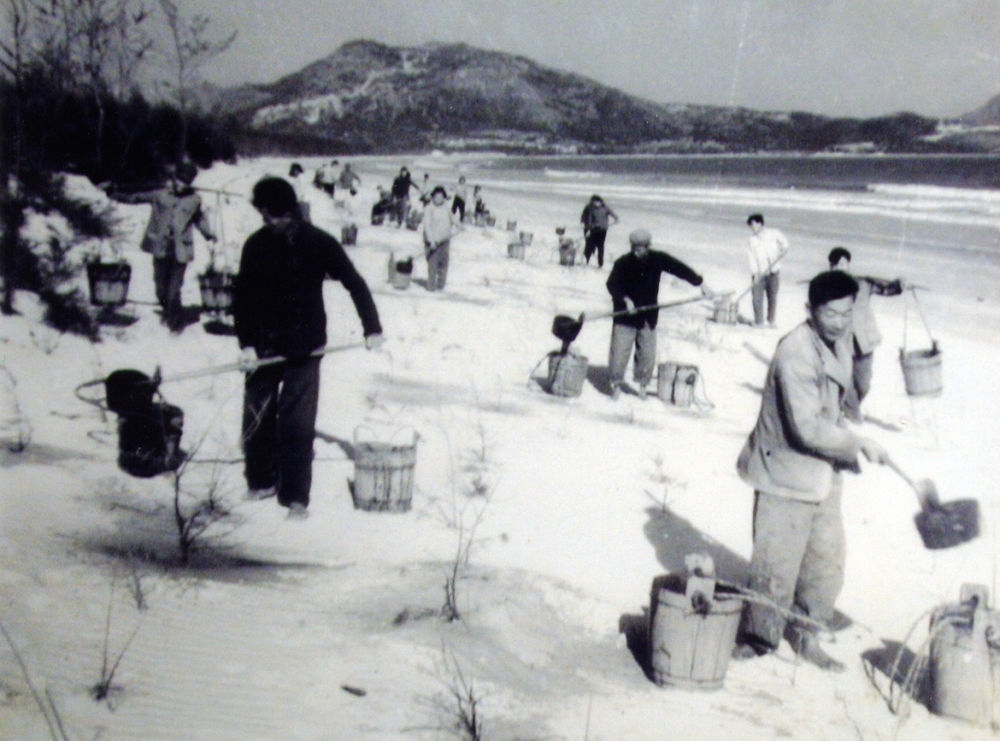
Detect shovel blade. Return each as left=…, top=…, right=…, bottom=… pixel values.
left=552, top=314, right=583, bottom=344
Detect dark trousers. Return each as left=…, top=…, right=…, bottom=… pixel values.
left=425, top=239, right=450, bottom=291
left=583, top=227, right=608, bottom=267
left=451, top=197, right=466, bottom=222
left=242, top=357, right=321, bottom=507
left=392, top=196, right=409, bottom=226
left=751, top=271, right=780, bottom=325
left=153, top=254, right=187, bottom=330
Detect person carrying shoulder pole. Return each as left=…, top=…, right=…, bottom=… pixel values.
left=733, top=270, right=890, bottom=671
left=746, top=213, right=789, bottom=327
left=605, top=228, right=713, bottom=399
left=234, top=177, right=384, bottom=520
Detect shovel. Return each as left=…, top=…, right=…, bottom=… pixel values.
left=886, top=458, right=980, bottom=550
left=551, top=294, right=706, bottom=352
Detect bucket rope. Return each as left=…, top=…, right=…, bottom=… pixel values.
left=902, top=286, right=935, bottom=352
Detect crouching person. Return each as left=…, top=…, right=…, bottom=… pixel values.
left=733, top=270, right=889, bottom=670
left=234, top=177, right=383, bottom=520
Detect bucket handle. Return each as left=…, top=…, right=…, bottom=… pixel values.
left=902, top=286, right=936, bottom=353
left=353, top=424, right=418, bottom=447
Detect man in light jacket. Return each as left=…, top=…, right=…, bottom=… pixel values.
left=421, top=185, right=459, bottom=291
left=734, top=270, right=889, bottom=671
left=746, top=213, right=789, bottom=327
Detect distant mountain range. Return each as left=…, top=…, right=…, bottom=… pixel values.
left=206, top=40, right=1000, bottom=155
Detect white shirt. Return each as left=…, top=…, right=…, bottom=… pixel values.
left=747, top=227, right=790, bottom=277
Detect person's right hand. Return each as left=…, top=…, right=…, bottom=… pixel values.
left=624, top=297, right=636, bottom=314
left=238, top=347, right=258, bottom=373
left=859, top=437, right=889, bottom=465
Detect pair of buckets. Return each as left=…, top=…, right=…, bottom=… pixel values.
left=351, top=426, right=417, bottom=513
left=928, top=583, right=1000, bottom=726
left=648, top=573, right=743, bottom=690
left=657, top=362, right=699, bottom=408
left=198, top=269, right=235, bottom=314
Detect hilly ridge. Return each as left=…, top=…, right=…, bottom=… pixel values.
left=210, top=40, right=999, bottom=155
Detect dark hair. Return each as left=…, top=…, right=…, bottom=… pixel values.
left=251, top=177, right=299, bottom=217
left=431, top=185, right=447, bottom=198
left=590, top=194, right=603, bottom=203
left=747, top=213, right=764, bottom=226
left=808, top=270, right=858, bottom=307
left=289, top=162, right=304, bottom=177
left=828, top=247, right=852, bottom=266
left=175, top=160, right=198, bottom=185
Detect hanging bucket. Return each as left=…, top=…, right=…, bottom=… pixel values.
left=508, top=242, right=526, bottom=260
left=547, top=351, right=588, bottom=397
left=86, top=260, right=131, bottom=308
left=900, top=343, right=942, bottom=397
left=198, top=269, right=236, bottom=314
left=558, top=238, right=576, bottom=266
left=929, top=584, right=1000, bottom=726
left=341, top=223, right=358, bottom=245
left=648, top=573, right=743, bottom=690
left=519, top=231, right=533, bottom=246
left=506, top=220, right=517, bottom=231
left=657, top=363, right=699, bottom=408
left=351, top=427, right=417, bottom=512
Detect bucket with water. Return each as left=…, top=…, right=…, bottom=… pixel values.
left=657, top=363, right=699, bottom=407
left=929, top=583, right=1000, bottom=726
left=648, top=573, right=743, bottom=690
left=351, top=426, right=417, bottom=512
left=546, top=351, right=587, bottom=397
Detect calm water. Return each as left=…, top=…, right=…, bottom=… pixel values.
left=477, top=154, right=1000, bottom=191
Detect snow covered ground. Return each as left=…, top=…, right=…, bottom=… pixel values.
left=1, top=155, right=998, bottom=740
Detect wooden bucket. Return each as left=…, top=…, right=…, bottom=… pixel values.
left=649, top=574, right=743, bottom=690
left=351, top=427, right=417, bottom=512
left=391, top=259, right=412, bottom=290
left=712, top=298, right=738, bottom=324
left=900, top=343, right=942, bottom=397
left=929, top=584, right=1000, bottom=726
left=657, top=363, right=698, bottom=407
left=506, top=220, right=517, bottom=231
left=519, top=231, right=533, bottom=246
left=341, top=223, right=358, bottom=246
left=508, top=242, right=526, bottom=260
left=547, top=351, right=588, bottom=397
left=87, top=260, right=131, bottom=308
left=198, top=270, right=236, bottom=313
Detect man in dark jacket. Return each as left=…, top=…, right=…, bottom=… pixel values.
left=605, top=228, right=713, bottom=399
left=234, top=177, right=383, bottom=519
left=580, top=194, right=618, bottom=268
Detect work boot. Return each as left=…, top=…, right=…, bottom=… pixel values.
left=286, top=502, right=309, bottom=520
left=244, top=486, right=276, bottom=501
left=609, top=383, right=621, bottom=400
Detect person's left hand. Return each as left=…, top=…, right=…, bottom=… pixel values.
left=365, top=334, right=385, bottom=351
left=700, top=284, right=715, bottom=299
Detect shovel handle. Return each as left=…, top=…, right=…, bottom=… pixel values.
left=158, top=342, right=367, bottom=384
left=885, top=457, right=940, bottom=510
left=582, top=294, right=705, bottom=323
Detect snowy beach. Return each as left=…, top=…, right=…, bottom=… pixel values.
left=2, top=154, right=999, bottom=740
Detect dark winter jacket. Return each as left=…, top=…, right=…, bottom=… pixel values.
left=234, top=221, right=381, bottom=360
left=606, top=250, right=703, bottom=328
left=391, top=173, right=417, bottom=200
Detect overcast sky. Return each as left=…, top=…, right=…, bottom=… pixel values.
left=188, top=0, right=1000, bottom=118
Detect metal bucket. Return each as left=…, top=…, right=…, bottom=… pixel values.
left=546, top=351, right=588, bottom=397
left=351, top=427, right=417, bottom=512
left=87, top=260, right=131, bottom=308
left=929, top=584, right=1000, bottom=726
left=657, top=363, right=698, bottom=407
left=649, top=574, right=743, bottom=690
left=900, top=343, right=942, bottom=397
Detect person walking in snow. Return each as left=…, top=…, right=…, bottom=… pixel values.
left=451, top=175, right=469, bottom=222
left=234, top=177, right=383, bottom=520
left=605, top=228, right=713, bottom=399
left=580, top=194, right=618, bottom=268
left=108, top=160, right=216, bottom=333
left=390, top=166, right=419, bottom=227
left=827, top=246, right=904, bottom=421
left=746, top=213, right=790, bottom=327
left=337, top=163, right=361, bottom=196
left=421, top=185, right=459, bottom=291
left=314, top=159, right=339, bottom=197
left=733, top=270, right=890, bottom=671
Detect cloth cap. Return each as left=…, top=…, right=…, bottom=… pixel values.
left=629, top=228, right=652, bottom=246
